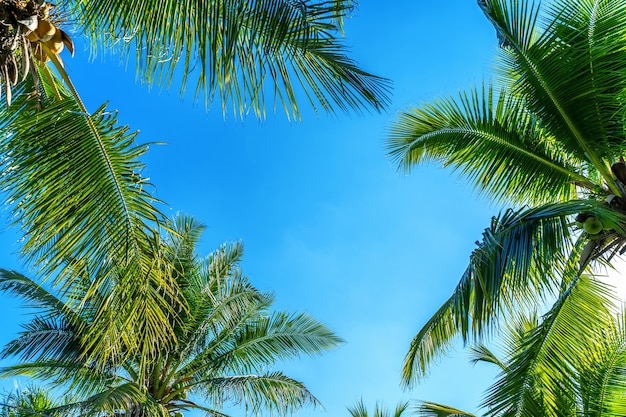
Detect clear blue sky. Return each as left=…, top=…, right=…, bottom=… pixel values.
left=0, top=1, right=507, bottom=415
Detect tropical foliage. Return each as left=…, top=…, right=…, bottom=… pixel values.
left=0, top=0, right=389, bottom=370
left=416, top=282, right=626, bottom=417
left=347, top=399, right=411, bottom=417
left=386, top=0, right=626, bottom=392
left=0, top=215, right=343, bottom=417
left=0, top=384, right=67, bottom=417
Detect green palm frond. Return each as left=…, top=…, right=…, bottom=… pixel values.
left=477, top=0, right=540, bottom=50
left=61, top=383, right=158, bottom=417
left=402, top=200, right=619, bottom=386
left=0, top=270, right=73, bottom=320
left=347, top=399, right=411, bottom=417
left=67, top=0, right=391, bottom=119
left=387, top=84, right=590, bottom=206
left=482, top=0, right=626, bottom=190
left=0, top=71, right=183, bottom=367
left=416, top=401, right=476, bottom=417
left=482, top=273, right=616, bottom=417
left=467, top=344, right=505, bottom=370
left=0, top=72, right=163, bottom=280
left=2, top=316, right=76, bottom=362
left=0, top=384, right=64, bottom=417
left=576, top=307, right=626, bottom=417
left=179, top=274, right=268, bottom=365
left=212, top=311, right=344, bottom=375
left=200, top=372, right=319, bottom=415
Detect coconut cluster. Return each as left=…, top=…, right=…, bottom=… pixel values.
left=0, top=0, right=73, bottom=105
left=26, top=12, right=73, bottom=62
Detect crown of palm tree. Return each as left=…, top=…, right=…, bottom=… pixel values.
left=0, top=0, right=389, bottom=370
left=0, top=215, right=343, bottom=417
left=386, top=0, right=626, bottom=391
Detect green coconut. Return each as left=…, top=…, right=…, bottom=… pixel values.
left=583, top=216, right=603, bottom=235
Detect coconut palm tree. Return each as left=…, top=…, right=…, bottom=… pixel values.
left=0, top=215, right=343, bottom=417
left=0, top=384, right=66, bottom=417
left=416, top=278, right=626, bottom=417
left=386, top=0, right=626, bottom=389
left=0, top=0, right=390, bottom=368
left=347, top=399, right=411, bottom=417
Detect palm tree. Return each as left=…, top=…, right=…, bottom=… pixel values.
left=416, top=281, right=626, bottom=417
left=0, top=0, right=390, bottom=368
left=347, top=399, right=411, bottom=417
left=0, top=215, right=343, bottom=417
left=386, top=0, right=626, bottom=390
left=0, top=384, right=68, bottom=417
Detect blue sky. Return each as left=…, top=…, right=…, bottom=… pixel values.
left=0, top=1, right=511, bottom=416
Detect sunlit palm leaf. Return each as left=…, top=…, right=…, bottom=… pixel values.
left=576, top=307, right=626, bottom=417
left=1, top=215, right=341, bottom=416
left=224, top=312, right=343, bottom=371
left=482, top=273, right=616, bottom=416
left=416, top=402, right=475, bottom=417
left=0, top=70, right=187, bottom=368
left=347, top=399, right=411, bottom=417
left=67, top=0, right=391, bottom=119
left=200, top=372, right=319, bottom=415
left=402, top=200, right=621, bottom=385
left=387, top=84, right=590, bottom=206
left=58, top=383, right=158, bottom=417
left=482, top=0, right=626, bottom=189
left=0, top=72, right=161, bottom=282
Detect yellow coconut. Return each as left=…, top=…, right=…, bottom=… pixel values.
left=45, top=30, right=64, bottom=55
left=35, top=20, right=56, bottom=42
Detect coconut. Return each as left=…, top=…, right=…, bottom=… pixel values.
left=583, top=216, right=603, bottom=235
left=45, top=29, right=63, bottom=55
left=35, top=19, right=56, bottom=42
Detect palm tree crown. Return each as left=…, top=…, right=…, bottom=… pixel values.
left=386, top=0, right=626, bottom=390
left=0, top=215, right=343, bottom=417
left=0, top=0, right=389, bottom=370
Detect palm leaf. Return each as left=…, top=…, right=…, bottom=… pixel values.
left=577, top=307, right=626, bottom=417
left=387, top=84, right=591, bottom=206
left=66, top=0, right=391, bottom=119
left=401, top=200, right=621, bottom=385
left=347, top=399, right=411, bottom=417
left=209, top=311, right=343, bottom=375
left=481, top=273, right=616, bottom=416
left=482, top=0, right=626, bottom=191
left=416, top=402, right=476, bottom=417
left=56, top=383, right=159, bottom=417
left=198, top=372, right=319, bottom=415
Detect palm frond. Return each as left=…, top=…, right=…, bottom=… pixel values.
left=484, top=0, right=626, bottom=190
left=213, top=311, right=343, bottom=375
left=0, top=270, right=73, bottom=320
left=66, top=0, right=391, bottom=119
left=577, top=306, right=626, bottom=416
left=387, top=84, right=589, bottom=206
left=1, top=316, right=76, bottom=362
left=198, top=372, right=319, bottom=415
left=60, top=383, right=159, bottom=417
left=402, top=200, right=614, bottom=386
left=347, top=399, right=411, bottom=417
left=416, top=401, right=476, bottom=417
left=482, top=273, right=616, bottom=416
left=467, top=344, right=505, bottom=370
